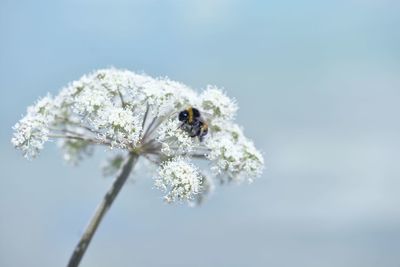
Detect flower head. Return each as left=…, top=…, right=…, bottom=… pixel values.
left=155, top=157, right=202, bottom=203
left=205, top=123, right=264, bottom=182
left=11, top=95, right=55, bottom=159
left=12, top=68, right=264, bottom=204
left=200, top=86, right=238, bottom=121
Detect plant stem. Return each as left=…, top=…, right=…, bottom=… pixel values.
left=67, top=152, right=139, bottom=267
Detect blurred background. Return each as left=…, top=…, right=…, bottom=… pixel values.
left=1, top=0, right=400, bottom=266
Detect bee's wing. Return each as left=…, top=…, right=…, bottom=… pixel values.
left=199, top=110, right=213, bottom=120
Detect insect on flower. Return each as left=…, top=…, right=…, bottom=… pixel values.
left=11, top=68, right=265, bottom=267
left=178, top=106, right=208, bottom=142
left=11, top=68, right=264, bottom=203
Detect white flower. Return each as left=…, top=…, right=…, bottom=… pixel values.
left=155, top=157, right=202, bottom=203
left=12, top=68, right=264, bottom=204
left=156, top=118, right=195, bottom=156
left=206, top=123, right=264, bottom=182
left=96, top=106, right=142, bottom=148
left=200, top=86, right=238, bottom=121
left=11, top=95, right=55, bottom=159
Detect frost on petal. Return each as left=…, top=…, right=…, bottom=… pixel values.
left=200, top=86, right=238, bottom=121
left=11, top=95, right=55, bottom=159
left=206, top=123, right=264, bottom=182
left=155, top=157, right=202, bottom=203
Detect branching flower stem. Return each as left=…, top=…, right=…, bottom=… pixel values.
left=11, top=68, right=264, bottom=267
left=65, top=126, right=171, bottom=267
left=67, top=152, right=139, bottom=267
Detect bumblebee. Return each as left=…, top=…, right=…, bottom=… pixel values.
left=178, top=107, right=208, bottom=141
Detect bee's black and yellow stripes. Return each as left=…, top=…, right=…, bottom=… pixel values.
left=178, top=106, right=208, bottom=142
left=187, top=107, right=194, bottom=123
left=201, top=121, right=208, bottom=134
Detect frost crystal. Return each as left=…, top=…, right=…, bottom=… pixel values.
left=12, top=68, right=264, bottom=204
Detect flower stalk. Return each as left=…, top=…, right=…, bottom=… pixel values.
left=11, top=68, right=265, bottom=266
left=67, top=152, right=139, bottom=267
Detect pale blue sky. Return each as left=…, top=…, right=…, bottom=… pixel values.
left=1, top=1, right=400, bottom=266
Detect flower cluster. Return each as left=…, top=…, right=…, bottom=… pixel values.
left=12, top=68, right=264, bottom=204
left=155, top=157, right=202, bottom=203
left=12, top=95, right=55, bottom=159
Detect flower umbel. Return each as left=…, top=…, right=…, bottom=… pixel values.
left=155, top=157, right=202, bottom=203
left=12, top=68, right=264, bottom=203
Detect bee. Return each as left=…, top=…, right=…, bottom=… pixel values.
left=178, top=107, right=208, bottom=141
